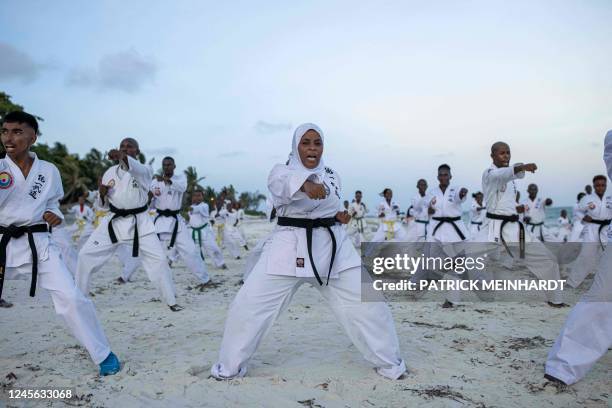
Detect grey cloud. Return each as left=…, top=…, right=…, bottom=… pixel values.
left=218, top=150, right=246, bottom=158
left=254, top=121, right=292, bottom=134
left=66, top=49, right=157, bottom=93
left=0, top=42, right=46, bottom=83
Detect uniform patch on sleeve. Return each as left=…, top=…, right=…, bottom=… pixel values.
left=0, top=172, right=13, bottom=189
left=296, top=258, right=305, bottom=268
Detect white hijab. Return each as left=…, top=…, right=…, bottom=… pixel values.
left=287, top=123, right=325, bottom=177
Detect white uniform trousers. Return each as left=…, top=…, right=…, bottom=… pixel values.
left=158, top=229, right=210, bottom=284
left=567, top=243, right=604, bottom=288
left=546, top=247, right=612, bottom=384
left=5, top=247, right=111, bottom=364
left=191, top=226, right=226, bottom=268
left=76, top=227, right=177, bottom=306
left=211, top=264, right=406, bottom=380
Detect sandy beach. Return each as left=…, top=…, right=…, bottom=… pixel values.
left=1, top=218, right=610, bottom=407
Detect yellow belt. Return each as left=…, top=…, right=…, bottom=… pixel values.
left=94, top=210, right=108, bottom=227
left=73, top=219, right=87, bottom=241
left=383, top=220, right=396, bottom=240
left=215, top=224, right=225, bottom=246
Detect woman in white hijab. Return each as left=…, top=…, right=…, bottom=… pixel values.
left=211, top=123, right=406, bottom=380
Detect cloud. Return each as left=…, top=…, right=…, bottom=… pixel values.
left=66, top=49, right=157, bottom=93
left=217, top=150, right=246, bottom=158
left=0, top=42, right=46, bottom=83
left=254, top=121, right=292, bottom=134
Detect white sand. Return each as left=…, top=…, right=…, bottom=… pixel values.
left=1, top=218, right=610, bottom=407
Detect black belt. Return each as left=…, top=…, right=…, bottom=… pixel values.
left=486, top=213, right=525, bottom=258
left=588, top=218, right=611, bottom=250
left=415, top=219, right=429, bottom=224
left=353, top=217, right=365, bottom=233
left=432, top=216, right=465, bottom=240
left=155, top=209, right=181, bottom=249
left=277, top=216, right=338, bottom=286
left=108, top=203, right=148, bottom=257
left=471, top=220, right=483, bottom=232
left=0, top=224, right=49, bottom=298
left=526, top=221, right=545, bottom=241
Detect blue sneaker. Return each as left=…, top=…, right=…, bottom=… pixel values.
left=99, top=352, right=121, bottom=376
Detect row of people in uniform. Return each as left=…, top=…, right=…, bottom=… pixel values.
left=1, top=112, right=610, bottom=387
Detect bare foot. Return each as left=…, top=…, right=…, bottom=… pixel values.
left=169, top=304, right=184, bottom=312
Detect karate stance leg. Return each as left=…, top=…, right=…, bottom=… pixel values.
left=522, top=240, right=563, bottom=304
left=173, top=230, right=210, bottom=284
left=567, top=244, right=602, bottom=288
left=137, top=234, right=178, bottom=306
left=76, top=228, right=119, bottom=295
left=212, top=264, right=301, bottom=378
left=545, top=248, right=612, bottom=385
left=318, top=266, right=407, bottom=379
left=203, top=232, right=226, bottom=268
left=9, top=248, right=112, bottom=364
left=223, top=229, right=241, bottom=258
left=50, top=227, right=78, bottom=276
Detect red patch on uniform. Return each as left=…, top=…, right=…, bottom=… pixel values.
left=296, top=258, right=305, bottom=268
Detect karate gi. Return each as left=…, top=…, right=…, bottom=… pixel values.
left=0, top=153, right=111, bottom=364
left=76, top=156, right=177, bottom=306
left=566, top=191, right=612, bottom=288
left=347, top=200, right=367, bottom=247
left=405, top=193, right=432, bottom=242
left=188, top=202, right=226, bottom=268
left=242, top=200, right=276, bottom=282
left=545, top=130, right=612, bottom=384
left=150, top=175, right=209, bottom=284
left=212, top=123, right=406, bottom=380
left=522, top=196, right=551, bottom=242
left=555, top=216, right=571, bottom=243
left=69, top=203, right=95, bottom=248
left=372, top=199, right=408, bottom=242
left=569, top=202, right=586, bottom=242
left=468, top=163, right=563, bottom=304
left=468, top=199, right=486, bottom=239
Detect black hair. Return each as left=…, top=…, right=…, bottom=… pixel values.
left=472, top=191, right=483, bottom=198
left=355, top=190, right=362, bottom=195
left=593, top=175, right=607, bottom=183
left=381, top=188, right=392, bottom=196
left=162, top=156, right=175, bottom=163
left=438, top=164, right=451, bottom=172
left=2, top=111, right=39, bottom=135
left=577, top=192, right=586, bottom=201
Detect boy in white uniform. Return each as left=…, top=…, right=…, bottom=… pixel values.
left=545, top=130, right=612, bottom=385
left=0, top=111, right=120, bottom=375
left=150, top=157, right=210, bottom=288
left=347, top=190, right=367, bottom=247
left=188, top=191, right=227, bottom=269
left=372, top=188, right=408, bottom=242
left=566, top=175, right=612, bottom=288
left=521, top=184, right=553, bottom=242
left=70, top=195, right=95, bottom=248
left=76, top=138, right=183, bottom=311
left=405, top=179, right=432, bottom=242
left=468, top=191, right=486, bottom=238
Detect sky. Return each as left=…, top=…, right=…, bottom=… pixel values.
left=1, top=0, right=611, bottom=209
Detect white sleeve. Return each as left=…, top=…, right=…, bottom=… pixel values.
left=604, top=130, right=612, bottom=181
left=267, top=164, right=311, bottom=206
left=484, top=165, right=524, bottom=189
left=125, top=156, right=153, bottom=190
left=169, top=173, right=187, bottom=193
left=45, top=166, right=65, bottom=221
